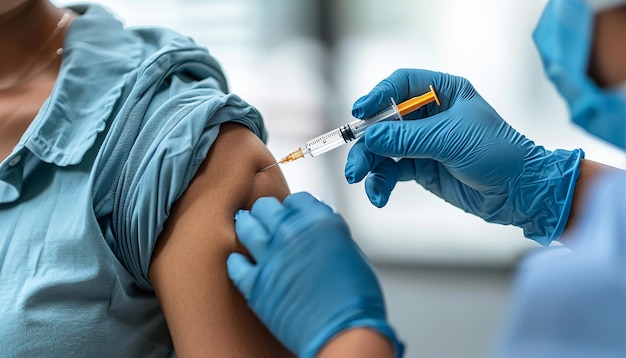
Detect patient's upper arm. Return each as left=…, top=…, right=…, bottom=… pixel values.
left=149, top=123, right=293, bottom=357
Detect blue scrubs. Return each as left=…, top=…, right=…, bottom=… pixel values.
left=0, top=4, right=266, bottom=356
left=492, top=170, right=626, bottom=357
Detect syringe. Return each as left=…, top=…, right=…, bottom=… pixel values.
left=260, top=85, right=440, bottom=172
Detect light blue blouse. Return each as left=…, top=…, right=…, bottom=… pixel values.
left=0, top=4, right=266, bottom=356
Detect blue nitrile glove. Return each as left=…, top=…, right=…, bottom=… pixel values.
left=227, top=192, right=403, bottom=358
left=345, top=69, right=584, bottom=245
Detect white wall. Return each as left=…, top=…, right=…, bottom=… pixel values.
left=54, top=0, right=625, bottom=265
left=51, top=1, right=625, bottom=356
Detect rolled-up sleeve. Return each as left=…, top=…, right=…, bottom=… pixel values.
left=113, top=73, right=266, bottom=290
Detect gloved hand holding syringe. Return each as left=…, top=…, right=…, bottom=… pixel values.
left=260, top=85, right=440, bottom=172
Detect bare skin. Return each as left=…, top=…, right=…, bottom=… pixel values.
left=316, top=5, right=626, bottom=358
left=318, top=328, right=395, bottom=358
left=563, top=5, right=626, bottom=238
left=150, top=123, right=294, bottom=356
left=6, top=2, right=626, bottom=358
left=0, top=0, right=71, bottom=160
left=563, top=159, right=620, bottom=237
left=587, top=5, right=626, bottom=88
left=1, top=1, right=295, bottom=356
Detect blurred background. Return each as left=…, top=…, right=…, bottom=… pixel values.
left=53, top=1, right=626, bottom=356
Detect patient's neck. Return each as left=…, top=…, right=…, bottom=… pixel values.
left=0, top=0, right=68, bottom=84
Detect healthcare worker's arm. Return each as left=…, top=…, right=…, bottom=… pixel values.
left=345, top=68, right=584, bottom=246
left=563, top=159, right=620, bottom=237
left=149, top=123, right=294, bottom=357
left=318, top=329, right=395, bottom=358
left=563, top=4, right=626, bottom=237
left=227, top=192, right=404, bottom=358
left=492, top=171, right=626, bottom=357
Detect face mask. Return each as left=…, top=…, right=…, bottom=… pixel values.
left=533, top=0, right=626, bottom=149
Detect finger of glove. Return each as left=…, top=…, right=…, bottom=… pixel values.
left=352, top=73, right=406, bottom=118
left=283, top=191, right=335, bottom=216
left=352, top=69, right=445, bottom=118
left=345, top=138, right=388, bottom=184
left=249, top=196, right=285, bottom=236
left=226, top=253, right=258, bottom=301
left=365, top=115, right=449, bottom=159
left=368, top=157, right=449, bottom=198
left=397, top=158, right=452, bottom=199
left=235, top=210, right=271, bottom=261
left=364, top=158, right=401, bottom=208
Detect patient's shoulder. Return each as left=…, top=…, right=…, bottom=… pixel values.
left=187, top=122, right=290, bottom=213
left=149, top=122, right=293, bottom=357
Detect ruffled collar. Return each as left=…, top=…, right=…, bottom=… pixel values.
left=18, top=4, right=141, bottom=166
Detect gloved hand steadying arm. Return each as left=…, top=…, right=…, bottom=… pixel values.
left=345, top=69, right=584, bottom=245
left=227, top=192, right=403, bottom=358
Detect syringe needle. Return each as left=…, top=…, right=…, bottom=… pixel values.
left=258, top=147, right=308, bottom=172
left=259, top=162, right=279, bottom=172
left=266, top=85, right=440, bottom=169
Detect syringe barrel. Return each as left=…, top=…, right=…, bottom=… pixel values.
left=303, top=99, right=401, bottom=157
left=347, top=102, right=401, bottom=140
left=303, top=127, right=347, bottom=157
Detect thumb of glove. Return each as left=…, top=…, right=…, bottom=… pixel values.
left=227, top=252, right=257, bottom=301
left=363, top=158, right=401, bottom=208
